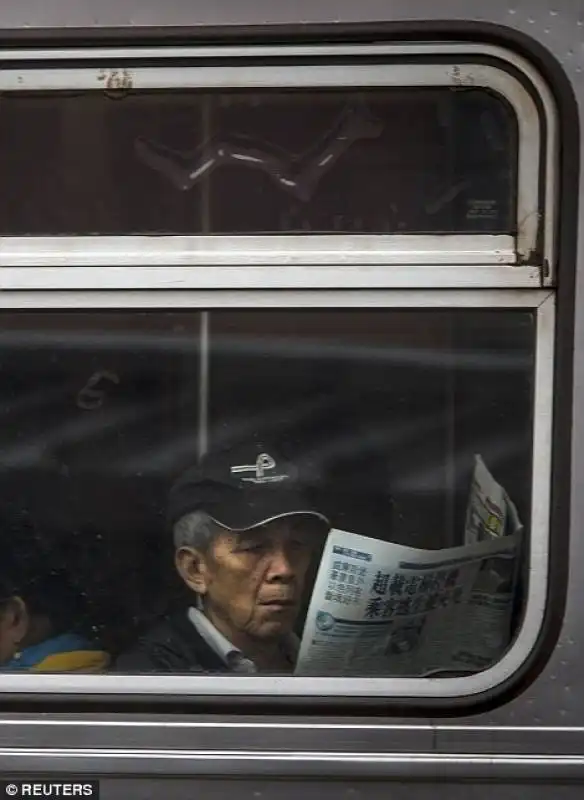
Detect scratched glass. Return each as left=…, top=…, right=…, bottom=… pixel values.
left=0, top=310, right=534, bottom=677
left=0, top=89, right=516, bottom=234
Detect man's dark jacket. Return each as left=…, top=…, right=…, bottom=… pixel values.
left=114, top=611, right=230, bottom=673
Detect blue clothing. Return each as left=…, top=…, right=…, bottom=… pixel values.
left=0, top=632, right=108, bottom=672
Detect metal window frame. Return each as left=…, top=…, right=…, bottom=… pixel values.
left=0, top=287, right=554, bottom=701
left=0, top=42, right=558, bottom=702
left=0, top=42, right=558, bottom=288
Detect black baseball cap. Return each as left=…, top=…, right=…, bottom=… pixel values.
left=168, top=441, right=330, bottom=534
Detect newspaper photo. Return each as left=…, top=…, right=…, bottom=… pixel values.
left=295, top=456, right=523, bottom=677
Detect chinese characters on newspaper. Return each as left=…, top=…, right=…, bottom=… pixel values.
left=296, top=456, right=523, bottom=677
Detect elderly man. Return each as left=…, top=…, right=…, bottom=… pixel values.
left=115, top=443, right=331, bottom=673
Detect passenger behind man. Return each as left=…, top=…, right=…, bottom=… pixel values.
left=115, top=443, right=331, bottom=673
left=0, top=507, right=109, bottom=673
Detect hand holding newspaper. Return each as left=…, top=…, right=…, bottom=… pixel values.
left=295, top=456, right=523, bottom=677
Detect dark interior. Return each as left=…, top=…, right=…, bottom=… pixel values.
left=0, top=309, right=534, bottom=658
left=0, top=87, right=516, bottom=235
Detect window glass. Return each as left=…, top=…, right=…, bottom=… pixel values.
left=0, top=309, right=533, bottom=678
left=0, top=313, right=201, bottom=661
left=0, top=88, right=516, bottom=235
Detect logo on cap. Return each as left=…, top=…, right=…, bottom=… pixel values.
left=230, top=453, right=289, bottom=485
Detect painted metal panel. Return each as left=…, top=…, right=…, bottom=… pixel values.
left=0, top=0, right=579, bottom=787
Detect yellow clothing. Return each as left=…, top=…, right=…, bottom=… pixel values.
left=31, top=649, right=110, bottom=673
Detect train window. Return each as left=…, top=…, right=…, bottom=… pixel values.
left=0, top=44, right=556, bottom=287
left=0, top=88, right=516, bottom=237
left=0, top=291, right=553, bottom=697
left=0, top=43, right=557, bottom=702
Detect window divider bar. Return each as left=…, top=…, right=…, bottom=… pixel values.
left=0, top=235, right=516, bottom=268
left=0, top=265, right=542, bottom=291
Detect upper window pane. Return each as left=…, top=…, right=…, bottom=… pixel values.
left=0, top=88, right=516, bottom=235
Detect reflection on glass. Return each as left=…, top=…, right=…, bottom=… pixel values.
left=0, top=310, right=534, bottom=676
left=0, top=88, right=516, bottom=234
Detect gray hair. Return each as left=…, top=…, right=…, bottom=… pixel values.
left=173, top=510, right=222, bottom=551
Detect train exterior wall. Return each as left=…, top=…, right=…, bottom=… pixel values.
left=0, top=0, right=581, bottom=796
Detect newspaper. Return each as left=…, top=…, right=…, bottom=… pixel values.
left=464, top=454, right=522, bottom=543
left=295, top=456, right=523, bottom=677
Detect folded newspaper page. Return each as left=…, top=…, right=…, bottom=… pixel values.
left=464, top=454, right=522, bottom=543
left=296, top=456, right=523, bottom=677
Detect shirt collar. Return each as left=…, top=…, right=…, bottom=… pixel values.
left=187, top=606, right=298, bottom=673
left=188, top=606, right=255, bottom=672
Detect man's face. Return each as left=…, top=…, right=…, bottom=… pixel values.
left=181, top=516, right=321, bottom=642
